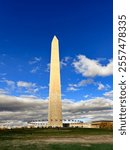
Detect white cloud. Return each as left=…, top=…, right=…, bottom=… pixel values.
left=64, top=56, right=71, bottom=62
left=45, top=63, right=50, bottom=72
left=29, top=57, right=42, bottom=65
left=0, top=78, right=47, bottom=96
left=16, top=81, right=47, bottom=95
left=68, top=79, right=94, bottom=88
left=67, top=79, right=94, bottom=91
left=30, top=66, right=40, bottom=73
left=97, top=83, right=111, bottom=91
left=0, top=88, right=8, bottom=95
left=4, top=80, right=15, bottom=86
left=60, top=56, right=71, bottom=68
left=67, top=87, right=79, bottom=91
left=67, top=79, right=108, bottom=92
left=104, top=90, right=113, bottom=99
left=78, top=79, right=94, bottom=86
left=60, top=60, right=67, bottom=67
left=1, top=79, right=15, bottom=90
left=17, top=81, right=36, bottom=88
left=28, top=57, right=42, bottom=73
left=73, top=55, right=113, bottom=77
left=98, top=83, right=105, bottom=90
left=84, top=95, right=89, bottom=98
left=17, top=81, right=41, bottom=94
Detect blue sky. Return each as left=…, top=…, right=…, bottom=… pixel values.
left=0, top=0, right=113, bottom=123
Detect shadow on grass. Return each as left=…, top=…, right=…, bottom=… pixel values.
left=0, top=128, right=113, bottom=140
left=0, top=143, right=113, bottom=150
left=47, top=143, right=113, bottom=150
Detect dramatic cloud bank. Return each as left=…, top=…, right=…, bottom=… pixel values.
left=73, top=55, right=113, bottom=77
left=0, top=91, right=112, bottom=124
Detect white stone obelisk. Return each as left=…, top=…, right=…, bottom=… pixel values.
left=48, top=36, right=62, bottom=127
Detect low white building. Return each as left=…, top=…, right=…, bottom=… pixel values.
left=0, top=121, right=28, bottom=129
left=27, top=120, right=48, bottom=128
left=27, top=119, right=91, bottom=128
left=1, top=120, right=103, bottom=129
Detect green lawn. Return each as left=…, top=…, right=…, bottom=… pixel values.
left=0, top=142, right=113, bottom=150
left=0, top=128, right=113, bottom=150
left=0, top=127, right=112, bottom=139
left=47, top=143, right=113, bottom=150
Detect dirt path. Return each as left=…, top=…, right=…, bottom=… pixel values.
left=43, top=135, right=112, bottom=144
left=26, top=135, right=112, bottom=144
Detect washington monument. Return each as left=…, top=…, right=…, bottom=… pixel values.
left=48, top=36, right=62, bottom=127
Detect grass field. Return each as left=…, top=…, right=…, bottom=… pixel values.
left=0, top=128, right=113, bottom=150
